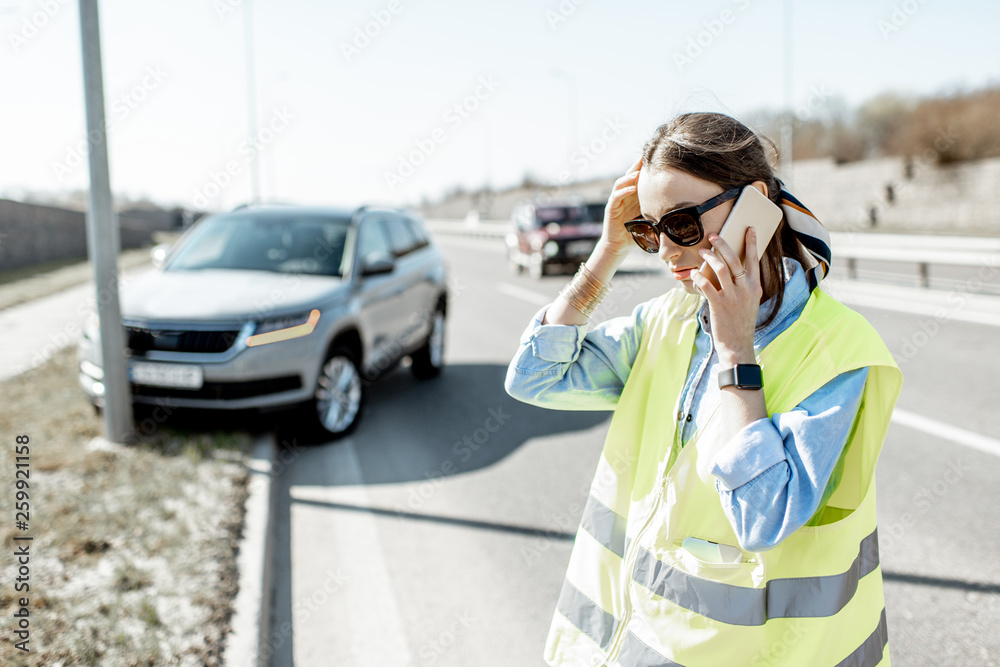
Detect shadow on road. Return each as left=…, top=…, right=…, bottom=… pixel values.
left=275, top=361, right=610, bottom=486
left=265, top=362, right=608, bottom=665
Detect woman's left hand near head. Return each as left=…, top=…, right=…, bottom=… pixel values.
left=689, top=227, right=763, bottom=367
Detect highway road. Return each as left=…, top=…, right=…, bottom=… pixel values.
left=267, top=236, right=1000, bottom=667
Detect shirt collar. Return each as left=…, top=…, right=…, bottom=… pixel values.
left=698, top=257, right=810, bottom=343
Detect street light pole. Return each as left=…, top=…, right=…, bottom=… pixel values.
left=244, top=0, right=261, bottom=204
left=780, top=0, right=795, bottom=190
left=551, top=68, right=579, bottom=196
left=78, top=0, right=134, bottom=444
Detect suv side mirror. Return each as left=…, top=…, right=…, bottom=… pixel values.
left=360, top=251, right=395, bottom=276
left=150, top=243, right=171, bottom=269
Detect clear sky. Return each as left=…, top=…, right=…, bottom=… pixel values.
left=1, top=0, right=997, bottom=212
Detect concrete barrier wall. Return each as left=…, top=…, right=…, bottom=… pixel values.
left=0, top=199, right=168, bottom=271
left=422, top=156, right=1000, bottom=237
left=790, top=156, right=1000, bottom=235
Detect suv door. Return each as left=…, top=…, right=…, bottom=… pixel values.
left=382, top=213, right=436, bottom=351
left=353, top=213, right=410, bottom=374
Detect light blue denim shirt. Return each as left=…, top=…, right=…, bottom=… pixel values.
left=505, top=258, right=869, bottom=552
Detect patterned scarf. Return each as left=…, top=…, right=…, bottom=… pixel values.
left=776, top=179, right=832, bottom=292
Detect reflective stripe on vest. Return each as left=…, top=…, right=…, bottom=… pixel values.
left=836, top=607, right=889, bottom=667
left=555, top=578, right=618, bottom=650
left=611, top=608, right=889, bottom=667
left=617, top=631, right=684, bottom=667
left=632, top=528, right=881, bottom=626
left=580, top=493, right=627, bottom=559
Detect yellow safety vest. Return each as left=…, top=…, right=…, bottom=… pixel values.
left=545, top=286, right=903, bottom=666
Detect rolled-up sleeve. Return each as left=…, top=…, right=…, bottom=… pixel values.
left=504, top=299, right=652, bottom=411
left=709, top=366, right=870, bottom=552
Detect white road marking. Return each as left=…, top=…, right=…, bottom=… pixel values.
left=496, top=282, right=553, bottom=306
left=290, top=440, right=415, bottom=664
left=892, top=408, right=1000, bottom=458
left=822, top=278, right=1000, bottom=327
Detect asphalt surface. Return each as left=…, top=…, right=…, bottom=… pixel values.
left=263, top=236, right=1000, bottom=667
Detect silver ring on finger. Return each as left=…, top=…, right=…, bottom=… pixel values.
left=732, top=270, right=747, bottom=280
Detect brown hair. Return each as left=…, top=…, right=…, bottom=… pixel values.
left=641, top=112, right=810, bottom=330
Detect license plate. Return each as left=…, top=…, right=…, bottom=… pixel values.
left=566, top=240, right=596, bottom=256
left=130, top=362, right=203, bottom=389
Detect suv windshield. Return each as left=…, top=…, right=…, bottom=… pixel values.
left=535, top=205, right=588, bottom=225
left=166, top=212, right=352, bottom=276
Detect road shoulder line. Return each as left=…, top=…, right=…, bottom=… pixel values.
left=816, top=279, right=1000, bottom=327
left=496, top=282, right=553, bottom=306
left=892, top=408, right=1000, bottom=458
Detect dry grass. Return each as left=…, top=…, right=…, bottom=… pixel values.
left=752, top=84, right=1000, bottom=165
left=0, top=345, right=255, bottom=666
left=889, top=86, right=1000, bottom=163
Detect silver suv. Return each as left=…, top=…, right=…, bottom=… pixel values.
left=77, top=204, right=449, bottom=439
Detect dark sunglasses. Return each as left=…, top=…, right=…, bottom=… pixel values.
left=623, top=186, right=744, bottom=252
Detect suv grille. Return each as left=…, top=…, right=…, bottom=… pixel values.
left=126, top=326, right=241, bottom=354
left=131, top=375, right=302, bottom=400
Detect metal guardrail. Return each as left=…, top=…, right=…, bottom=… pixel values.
left=425, top=220, right=1000, bottom=290
left=829, top=232, right=1000, bottom=288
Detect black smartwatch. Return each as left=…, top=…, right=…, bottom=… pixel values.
left=718, top=363, right=763, bottom=390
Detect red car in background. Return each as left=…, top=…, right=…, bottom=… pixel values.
left=505, top=200, right=604, bottom=278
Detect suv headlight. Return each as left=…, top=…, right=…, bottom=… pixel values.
left=247, top=309, right=320, bottom=347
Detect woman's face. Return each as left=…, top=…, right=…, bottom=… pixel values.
left=635, top=166, right=738, bottom=294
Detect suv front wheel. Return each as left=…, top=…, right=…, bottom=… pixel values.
left=308, top=346, right=365, bottom=440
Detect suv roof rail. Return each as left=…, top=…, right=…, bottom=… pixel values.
left=230, top=201, right=298, bottom=211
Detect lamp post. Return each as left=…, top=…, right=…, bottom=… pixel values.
left=550, top=67, right=579, bottom=196
left=263, top=70, right=290, bottom=202
left=78, top=0, right=133, bottom=444
left=779, top=0, right=795, bottom=190
left=244, top=0, right=261, bottom=204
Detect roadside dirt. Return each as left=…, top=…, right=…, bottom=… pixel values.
left=0, top=344, right=257, bottom=665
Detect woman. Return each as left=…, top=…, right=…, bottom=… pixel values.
left=505, top=112, right=902, bottom=666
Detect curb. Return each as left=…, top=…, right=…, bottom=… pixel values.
left=224, top=433, right=279, bottom=667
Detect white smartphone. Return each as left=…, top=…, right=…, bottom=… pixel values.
left=680, top=537, right=744, bottom=565
left=698, top=185, right=783, bottom=291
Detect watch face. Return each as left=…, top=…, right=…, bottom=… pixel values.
left=735, top=364, right=763, bottom=388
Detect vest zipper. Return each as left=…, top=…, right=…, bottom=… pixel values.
left=604, top=470, right=670, bottom=664
left=604, top=402, right=720, bottom=665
